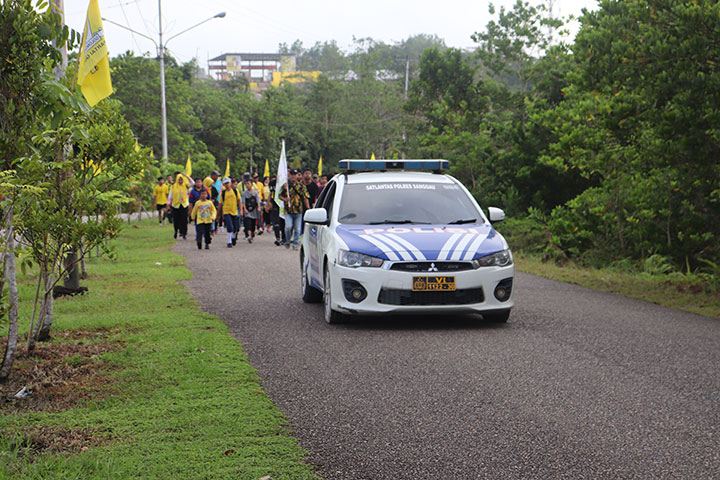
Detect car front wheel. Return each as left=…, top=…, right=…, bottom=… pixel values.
left=323, top=266, right=345, bottom=324
left=301, top=252, right=322, bottom=303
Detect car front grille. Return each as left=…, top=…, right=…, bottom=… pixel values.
left=378, top=288, right=484, bottom=306
left=389, top=261, right=474, bottom=272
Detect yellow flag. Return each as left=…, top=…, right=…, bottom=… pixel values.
left=370, top=153, right=376, bottom=160
left=224, top=158, right=230, bottom=178
left=134, top=140, right=140, bottom=152
left=77, top=0, right=113, bottom=107
left=263, top=159, right=270, bottom=178
left=185, top=155, right=192, bottom=177
left=318, top=156, right=323, bottom=176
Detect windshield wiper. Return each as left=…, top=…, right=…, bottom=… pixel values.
left=368, top=220, right=430, bottom=225
left=447, top=218, right=477, bottom=225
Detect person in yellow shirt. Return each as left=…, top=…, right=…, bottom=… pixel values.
left=152, top=177, right=169, bottom=224
left=252, top=172, right=266, bottom=234
left=190, top=188, right=217, bottom=250
left=169, top=173, right=191, bottom=240
left=262, top=176, right=272, bottom=233
left=218, top=177, right=241, bottom=247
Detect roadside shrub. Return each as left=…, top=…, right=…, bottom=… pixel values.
left=495, top=211, right=548, bottom=255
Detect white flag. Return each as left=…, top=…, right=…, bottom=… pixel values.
left=274, top=140, right=288, bottom=216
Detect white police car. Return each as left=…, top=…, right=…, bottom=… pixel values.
left=300, top=160, right=514, bottom=323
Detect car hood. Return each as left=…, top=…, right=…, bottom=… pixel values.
left=335, top=224, right=506, bottom=262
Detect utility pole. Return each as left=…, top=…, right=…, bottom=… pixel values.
left=404, top=57, right=410, bottom=101
left=159, top=0, right=168, bottom=160
left=401, top=57, right=409, bottom=155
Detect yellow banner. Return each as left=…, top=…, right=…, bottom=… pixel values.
left=318, top=156, right=323, bottom=176
left=77, top=0, right=112, bottom=106
left=185, top=155, right=192, bottom=177
left=263, top=159, right=270, bottom=178
left=224, top=158, right=230, bottom=178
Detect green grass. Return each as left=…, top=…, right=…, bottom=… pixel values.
left=0, top=221, right=317, bottom=479
left=514, top=253, right=720, bottom=319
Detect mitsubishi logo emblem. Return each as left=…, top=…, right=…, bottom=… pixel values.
left=428, top=262, right=439, bottom=272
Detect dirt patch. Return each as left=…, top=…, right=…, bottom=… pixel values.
left=3, top=425, right=110, bottom=456
left=0, top=328, right=123, bottom=414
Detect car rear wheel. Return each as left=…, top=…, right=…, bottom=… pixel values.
left=483, top=310, right=510, bottom=323
left=301, top=252, right=322, bottom=303
left=323, top=267, right=345, bottom=324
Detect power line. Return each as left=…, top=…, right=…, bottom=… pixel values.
left=118, top=0, right=144, bottom=53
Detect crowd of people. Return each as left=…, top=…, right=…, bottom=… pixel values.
left=152, top=167, right=329, bottom=251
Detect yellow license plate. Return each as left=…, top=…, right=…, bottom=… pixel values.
left=412, top=276, right=456, bottom=292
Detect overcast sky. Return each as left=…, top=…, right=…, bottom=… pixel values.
left=66, top=0, right=599, bottom=70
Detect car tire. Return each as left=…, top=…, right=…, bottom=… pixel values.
left=323, top=266, right=345, bottom=324
left=483, top=310, right=510, bottom=323
left=301, top=252, right=322, bottom=303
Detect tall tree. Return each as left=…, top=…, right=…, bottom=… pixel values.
left=472, top=0, right=565, bottom=92
left=542, top=0, right=720, bottom=265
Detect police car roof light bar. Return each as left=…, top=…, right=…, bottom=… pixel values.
left=338, top=159, right=449, bottom=172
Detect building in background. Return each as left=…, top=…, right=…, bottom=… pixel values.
left=208, top=52, right=320, bottom=91
left=208, top=53, right=294, bottom=83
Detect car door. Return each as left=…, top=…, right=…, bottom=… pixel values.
left=308, top=181, right=337, bottom=289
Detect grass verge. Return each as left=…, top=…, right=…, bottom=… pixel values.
left=514, top=253, right=720, bottom=319
left=0, top=221, right=317, bottom=479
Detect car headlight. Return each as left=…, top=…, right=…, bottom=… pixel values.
left=472, top=249, right=513, bottom=268
left=337, top=250, right=384, bottom=268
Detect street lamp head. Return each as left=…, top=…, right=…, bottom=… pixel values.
left=214, top=12, right=226, bottom=18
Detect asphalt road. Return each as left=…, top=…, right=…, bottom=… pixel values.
left=177, top=229, right=720, bottom=479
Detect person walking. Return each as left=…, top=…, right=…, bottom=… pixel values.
left=190, top=188, right=216, bottom=249
left=164, top=174, right=174, bottom=224
left=219, top=177, right=241, bottom=248
left=262, top=176, right=272, bottom=233
left=252, top=172, right=265, bottom=233
left=242, top=179, right=262, bottom=243
left=278, top=169, right=309, bottom=250
left=168, top=173, right=190, bottom=239
left=302, top=167, right=320, bottom=208
left=204, top=170, right=222, bottom=233
left=153, top=176, right=169, bottom=224
left=268, top=177, right=286, bottom=246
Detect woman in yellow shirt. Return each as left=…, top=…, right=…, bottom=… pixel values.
left=169, top=173, right=191, bottom=239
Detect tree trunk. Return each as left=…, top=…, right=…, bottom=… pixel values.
left=0, top=221, right=19, bottom=381
left=63, top=249, right=80, bottom=290
left=80, top=244, right=88, bottom=279
left=36, top=273, right=54, bottom=342
left=26, top=259, right=45, bottom=352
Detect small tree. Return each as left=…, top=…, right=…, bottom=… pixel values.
left=0, top=0, right=68, bottom=380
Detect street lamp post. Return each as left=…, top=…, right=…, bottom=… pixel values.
left=102, top=4, right=225, bottom=160
left=158, top=0, right=167, bottom=160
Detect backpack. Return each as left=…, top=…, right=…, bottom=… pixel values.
left=221, top=188, right=238, bottom=203
left=245, top=193, right=258, bottom=212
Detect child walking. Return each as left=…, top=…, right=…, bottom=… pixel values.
left=190, top=188, right=216, bottom=249
left=152, top=177, right=169, bottom=224
left=242, top=179, right=262, bottom=243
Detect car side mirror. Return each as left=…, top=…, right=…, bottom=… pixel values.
left=304, top=207, right=329, bottom=225
left=487, top=207, right=505, bottom=223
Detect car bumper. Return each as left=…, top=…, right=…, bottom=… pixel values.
left=328, top=262, right=515, bottom=315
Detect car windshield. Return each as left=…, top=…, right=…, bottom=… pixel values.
left=338, top=181, right=483, bottom=225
